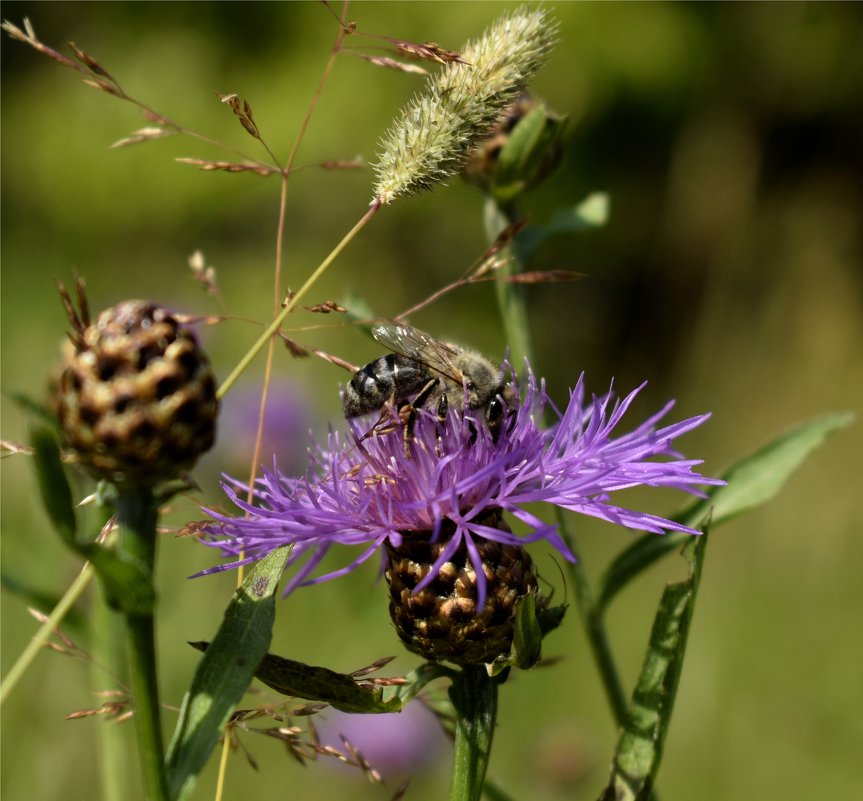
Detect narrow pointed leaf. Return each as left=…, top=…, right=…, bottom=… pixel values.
left=80, top=544, right=155, bottom=614
left=517, top=192, right=610, bottom=258
left=247, top=652, right=451, bottom=714
left=488, top=598, right=568, bottom=676
left=511, top=592, right=542, bottom=669
left=597, top=412, right=853, bottom=611
left=30, top=426, right=155, bottom=614
left=165, top=545, right=289, bottom=801
left=0, top=571, right=86, bottom=633
left=251, top=653, right=392, bottom=713
left=12, top=392, right=58, bottom=428
left=598, top=531, right=708, bottom=801
left=30, top=426, right=77, bottom=543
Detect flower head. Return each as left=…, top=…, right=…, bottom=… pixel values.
left=202, top=368, right=721, bottom=613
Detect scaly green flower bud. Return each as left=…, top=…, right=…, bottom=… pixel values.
left=373, top=7, right=557, bottom=205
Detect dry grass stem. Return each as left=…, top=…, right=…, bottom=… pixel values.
left=390, top=39, right=469, bottom=65
left=174, top=157, right=279, bottom=176
left=305, top=300, right=347, bottom=314
left=187, top=250, right=221, bottom=298
left=347, top=52, right=429, bottom=75
left=1, top=440, right=35, bottom=457
left=110, top=127, right=175, bottom=149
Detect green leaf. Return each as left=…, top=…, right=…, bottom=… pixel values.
left=511, top=592, right=542, bottom=670
left=598, top=530, right=709, bottom=801
left=0, top=570, right=86, bottom=633
left=165, top=545, right=290, bottom=801
left=596, top=412, right=854, bottom=612
left=11, top=391, right=59, bottom=429
left=492, top=105, right=567, bottom=203
left=252, top=653, right=393, bottom=713
left=489, top=596, right=567, bottom=676
left=544, top=192, right=610, bottom=233
left=79, top=544, right=156, bottom=615
left=516, top=192, right=610, bottom=259
left=249, top=652, right=452, bottom=714
left=29, top=426, right=156, bottom=615
left=30, top=426, right=77, bottom=544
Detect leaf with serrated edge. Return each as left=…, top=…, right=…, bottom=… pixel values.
left=165, top=545, right=290, bottom=801
left=597, top=531, right=708, bottom=801
left=596, top=412, right=854, bottom=612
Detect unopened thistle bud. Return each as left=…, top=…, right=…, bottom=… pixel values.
left=462, top=94, right=566, bottom=198
left=373, top=8, right=557, bottom=205
left=57, top=299, right=218, bottom=486
left=385, top=510, right=541, bottom=666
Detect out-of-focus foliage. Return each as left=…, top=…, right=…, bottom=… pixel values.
left=1, top=3, right=861, bottom=801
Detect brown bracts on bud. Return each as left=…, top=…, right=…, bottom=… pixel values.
left=56, top=296, right=218, bottom=486
left=384, top=509, right=542, bottom=666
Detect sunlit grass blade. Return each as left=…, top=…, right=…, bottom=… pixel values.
left=596, top=411, right=854, bottom=612
left=165, top=545, right=290, bottom=801
left=597, top=530, right=709, bottom=801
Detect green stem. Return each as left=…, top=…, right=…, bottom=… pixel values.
left=116, top=486, right=169, bottom=801
left=449, top=666, right=498, bottom=801
left=483, top=198, right=534, bottom=370
left=91, top=588, right=131, bottom=801
left=88, top=497, right=132, bottom=801
left=484, top=198, right=630, bottom=726
left=556, top=511, right=629, bottom=726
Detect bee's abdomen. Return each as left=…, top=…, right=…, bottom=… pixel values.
left=342, top=354, right=429, bottom=418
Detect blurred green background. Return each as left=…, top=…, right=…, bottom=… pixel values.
left=2, top=2, right=861, bottom=800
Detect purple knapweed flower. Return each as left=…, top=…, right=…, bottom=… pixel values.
left=201, top=368, right=722, bottom=614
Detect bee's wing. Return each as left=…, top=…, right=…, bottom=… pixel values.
left=372, top=323, right=463, bottom=382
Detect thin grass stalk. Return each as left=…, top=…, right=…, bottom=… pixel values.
left=216, top=198, right=381, bottom=401
left=0, top=562, right=94, bottom=704
left=217, top=8, right=353, bottom=792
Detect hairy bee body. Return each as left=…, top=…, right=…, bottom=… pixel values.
left=342, top=324, right=513, bottom=439
left=342, top=353, right=431, bottom=418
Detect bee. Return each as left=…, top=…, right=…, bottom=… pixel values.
left=342, top=323, right=514, bottom=452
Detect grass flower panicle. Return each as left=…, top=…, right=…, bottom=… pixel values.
left=373, top=7, right=557, bottom=204
left=202, top=367, right=723, bottom=615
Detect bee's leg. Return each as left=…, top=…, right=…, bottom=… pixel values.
left=433, top=395, right=448, bottom=456
left=436, top=394, right=448, bottom=424
left=486, top=397, right=506, bottom=442
left=401, top=378, right=439, bottom=458
left=365, top=392, right=401, bottom=439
